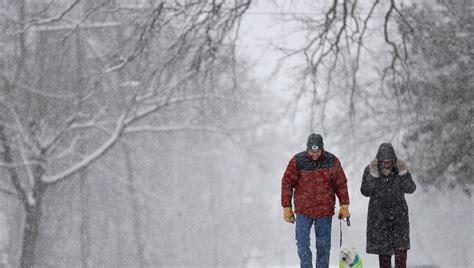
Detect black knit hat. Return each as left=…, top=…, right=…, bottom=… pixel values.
left=306, top=133, right=324, bottom=151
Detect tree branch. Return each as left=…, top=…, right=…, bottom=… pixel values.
left=43, top=114, right=126, bottom=184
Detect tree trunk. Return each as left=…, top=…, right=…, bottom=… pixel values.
left=20, top=163, right=46, bottom=268
left=20, top=184, right=46, bottom=268
left=20, top=203, right=41, bottom=268
left=122, top=143, right=147, bottom=267
left=80, top=170, right=91, bottom=268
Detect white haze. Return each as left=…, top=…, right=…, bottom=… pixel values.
left=0, top=1, right=472, bottom=267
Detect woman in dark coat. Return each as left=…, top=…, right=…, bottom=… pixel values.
left=361, top=143, right=416, bottom=268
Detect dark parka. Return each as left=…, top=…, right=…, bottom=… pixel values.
left=361, top=143, right=416, bottom=255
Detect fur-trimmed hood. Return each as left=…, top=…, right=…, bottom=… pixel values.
left=369, top=159, right=408, bottom=177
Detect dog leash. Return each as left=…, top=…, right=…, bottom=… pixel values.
left=339, top=215, right=351, bottom=247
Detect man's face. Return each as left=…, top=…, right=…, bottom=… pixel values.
left=308, top=149, right=323, bottom=160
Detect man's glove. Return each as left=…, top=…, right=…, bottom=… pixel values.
left=338, top=204, right=350, bottom=219
left=283, top=207, right=295, bottom=224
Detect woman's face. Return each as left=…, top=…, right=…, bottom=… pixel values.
left=380, top=159, right=393, bottom=169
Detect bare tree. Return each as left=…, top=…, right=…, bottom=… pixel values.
left=270, top=0, right=414, bottom=129
left=0, top=0, right=251, bottom=266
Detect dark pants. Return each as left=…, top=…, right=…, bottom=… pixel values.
left=295, top=214, right=332, bottom=268
left=379, top=249, right=407, bottom=268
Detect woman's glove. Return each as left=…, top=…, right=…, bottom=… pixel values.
left=283, top=207, right=295, bottom=223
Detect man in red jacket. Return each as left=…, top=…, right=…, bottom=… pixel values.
left=281, top=133, right=350, bottom=268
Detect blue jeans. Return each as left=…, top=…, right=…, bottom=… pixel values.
left=295, top=214, right=332, bottom=268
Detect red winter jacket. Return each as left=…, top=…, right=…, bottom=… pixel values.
left=281, top=151, right=350, bottom=218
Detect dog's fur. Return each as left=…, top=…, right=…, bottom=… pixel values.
left=339, top=246, right=363, bottom=268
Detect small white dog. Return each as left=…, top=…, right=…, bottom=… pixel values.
left=339, top=246, right=363, bottom=268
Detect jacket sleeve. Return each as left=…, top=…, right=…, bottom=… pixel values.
left=397, top=160, right=416, bottom=194
left=400, top=171, right=416, bottom=194
left=281, top=156, right=298, bottom=208
left=361, top=166, right=377, bottom=197
left=333, top=157, right=350, bottom=205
